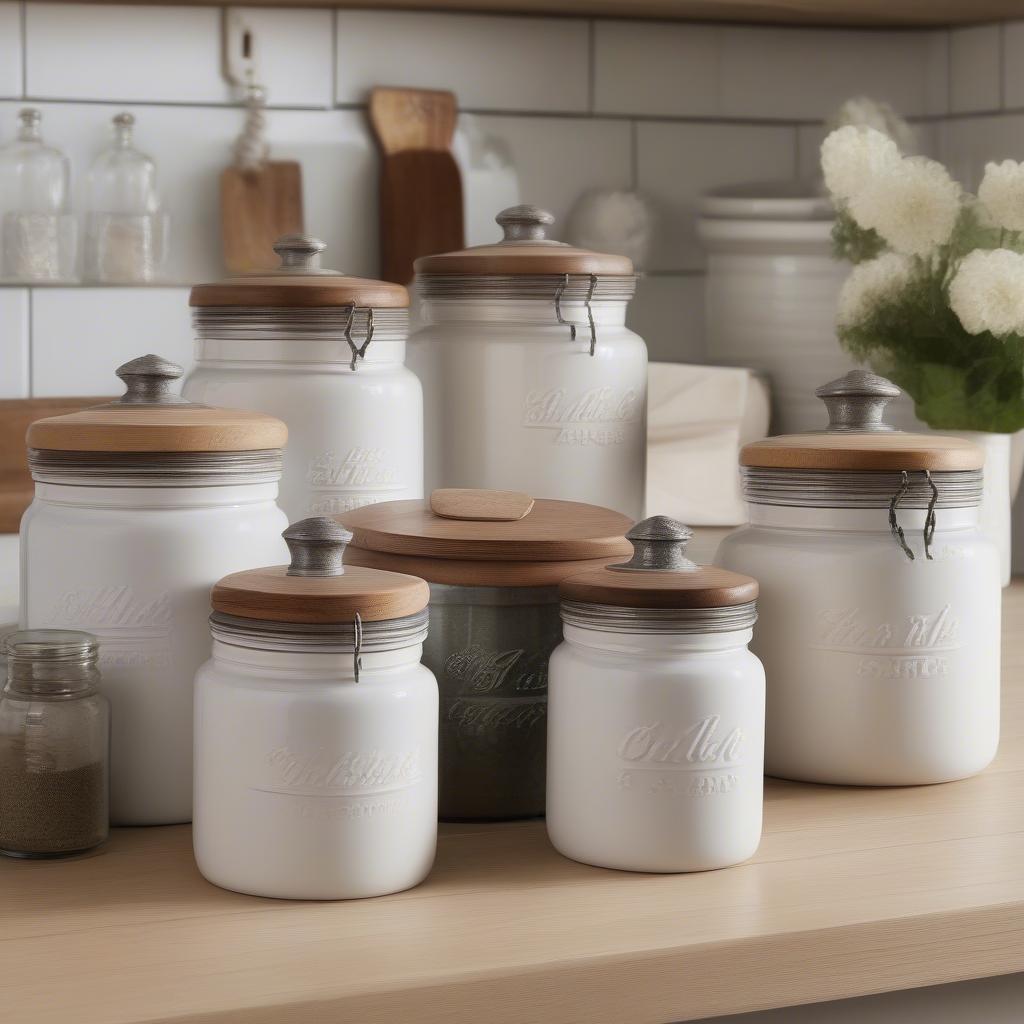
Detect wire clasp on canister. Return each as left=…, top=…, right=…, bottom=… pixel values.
left=554, top=272, right=599, bottom=356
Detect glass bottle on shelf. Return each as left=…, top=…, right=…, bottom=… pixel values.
left=0, top=108, right=76, bottom=282
left=84, top=112, right=168, bottom=283
left=0, top=630, right=110, bottom=858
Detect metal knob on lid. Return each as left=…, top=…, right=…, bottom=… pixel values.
left=115, top=354, right=188, bottom=405
left=284, top=517, right=352, bottom=577
left=272, top=234, right=329, bottom=274
left=816, top=370, right=901, bottom=433
left=496, top=205, right=559, bottom=244
left=610, top=516, right=696, bottom=572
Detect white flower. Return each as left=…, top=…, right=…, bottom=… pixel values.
left=820, top=125, right=901, bottom=203
left=949, top=248, right=1024, bottom=337
left=848, top=157, right=961, bottom=256
left=978, top=160, right=1024, bottom=232
left=827, top=96, right=917, bottom=156
left=837, top=252, right=915, bottom=328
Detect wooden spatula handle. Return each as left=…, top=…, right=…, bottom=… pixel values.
left=369, top=88, right=457, bottom=156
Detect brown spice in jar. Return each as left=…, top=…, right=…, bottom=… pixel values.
left=0, top=741, right=107, bottom=856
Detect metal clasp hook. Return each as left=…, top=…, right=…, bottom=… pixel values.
left=353, top=611, right=363, bottom=682
left=344, top=306, right=375, bottom=371
left=553, top=273, right=599, bottom=356
left=889, top=470, right=940, bottom=561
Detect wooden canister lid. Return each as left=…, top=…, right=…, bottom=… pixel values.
left=26, top=355, right=288, bottom=453
left=212, top=518, right=429, bottom=624
left=740, top=370, right=984, bottom=472
left=339, top=488, right=633, bottom=587
left=559, top=517, right=758, bottom=609
left=414, top=205, right=634, bottom=277
left=190, top=235, right=409, bottom=309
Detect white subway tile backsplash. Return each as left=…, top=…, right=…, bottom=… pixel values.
left=31, top=287, right=192, bottom=396
left=0, top=4, right=22, bottom=99
left=937, top=112, right=1024, bottom=191
left=627, top=274, right=705, bottom=364
left=637, top=121, right=797, bottom=272
left=0, top=289, right=29, bottom=397
left=719, top=28, right=944, bottom=121
left=335, top=11, right=588, bottom=113
left=950, top=24, right=1001, bottom=115
left=25, top=3, right=332, bottom=107
left=796, top=119, right=940, bottom=181
left=1002, top=22, right=1024, bottom=110
left=593, top=21, right=718, bottom=118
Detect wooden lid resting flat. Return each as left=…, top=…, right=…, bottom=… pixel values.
left=26, top=355, right=287, bottom=454
left=740, top=370, right=984, bottom=473
left=190, top=235, right=408, bottom=309
left=559, top=518, right=758, bottom=609
left=340, top=489, right=633, bottom=588
left=212, top=518, right=429, bottom=624
left=414, top=205, right=634, bottom=277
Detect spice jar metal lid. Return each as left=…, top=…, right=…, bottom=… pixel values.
left=559, top=517, right=758, bottom=610
left=740, top=370, right=983, bottom=473
left=189, top=234, right=409, bottom=309
left=212, top=518, right=429, bottom=624
left=415, top=205, right=634, bottom=277
left=340, top=488, right=634, bottom=588
left=26, top=354, right=287, bottom=454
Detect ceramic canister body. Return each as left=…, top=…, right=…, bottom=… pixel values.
left=20, top=478, right=288, bottom=825
left=409, top=298, right=647, bottom=520
left=193, top=639, right=438, bottom=900
left=716, top=503, right=1001, bottom=785
left=426, top=582, right=559, bottom=821
left=184, top=323, right=423, bottom=523
left=547, top=624, right=765, bottom=872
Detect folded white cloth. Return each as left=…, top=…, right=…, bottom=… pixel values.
left=647, top=362, right=771, bottom=526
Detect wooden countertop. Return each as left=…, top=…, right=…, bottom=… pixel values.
left=5, top=584, right=1024, bottom=1024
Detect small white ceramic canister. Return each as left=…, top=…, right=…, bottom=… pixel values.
left=547, top=516, right=764, bottom=873
left=20, top=355, right=289, bottom=825
left=194, top=518, right=437, bottom=900
left=410, top=205, right=647, bottom=519
left=185, top=234, right=422, bottom=523
left=716, top=370, right=1000, bottom=786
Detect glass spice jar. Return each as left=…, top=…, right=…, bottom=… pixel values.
left=0, top=630, right=110, bottom=858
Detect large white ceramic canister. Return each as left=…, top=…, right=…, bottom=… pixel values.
left=194, top=518, right=437, bottom=900
left=20, top=355, right=289, bottom=825
left=409, top=205, right=647, bottom=520
left=341, top=488, right=633, bottom=821
left=716, top=370, right=1000, bottom=786
left=547, top=517, right=764, bottom=873
left=185, top=234, right=422, bottom=523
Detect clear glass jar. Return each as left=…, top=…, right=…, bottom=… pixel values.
left=84, top=112, right=168, bottom=283
left=0, top=630, right=109, bottom=858
left=0, top=108, right=76, bottom=282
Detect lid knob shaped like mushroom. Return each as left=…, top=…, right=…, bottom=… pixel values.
left=115, top=354, right=187, bottom=405
left=496, top=204, right=556, bottom=243
left=816, top=370, right=901, bottom=433
left=284, top=517, right=353, bottom=578
left=610, top=516, right=696, bottom=572
left=272, top=234, right=327, bottom=273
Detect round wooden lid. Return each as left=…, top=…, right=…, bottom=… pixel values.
left=26, top=355, right=288, bottom=453
left=414, top=205, right=634, bottom=277
left=559, top=518, right=758, bottom=609
left=190, top=235, right=409, bottom=309
left=211, top=519, right=429, bottom=624
left=741, top=370, right=984, bottom=472
left=340, top=489, right=633, bottom=587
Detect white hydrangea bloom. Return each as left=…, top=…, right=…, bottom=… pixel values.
left=848, top=157, right=961, bottom=256
left=978, top=160, right=1024, bottom=232
left=827, top=96, right=917, bottom=156
left=949, top=248, right=1024, bottom=337
left=820, top=125, right=901, bottom=203
left=837, top=252, right=915, bottom=328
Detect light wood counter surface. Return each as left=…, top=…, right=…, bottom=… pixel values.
left=5, top=584, right=1024, bottom=1024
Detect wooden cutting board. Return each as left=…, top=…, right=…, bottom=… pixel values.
left=369, top=87, right=464, bottom=285
left=0, top=397, right=109, bottom=533
left=220, top=161, right=304, bottom=274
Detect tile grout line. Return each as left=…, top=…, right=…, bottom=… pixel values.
left=19, top=0, right=26, bottom=98
left=586, top=18, right=595, bottom=116
left=331, top=7, right=339, bottom=111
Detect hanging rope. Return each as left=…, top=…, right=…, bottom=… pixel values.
left=232, top=82, right=269, bottom=173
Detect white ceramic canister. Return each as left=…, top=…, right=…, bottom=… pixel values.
left=20, top=355, right=289, bottom=825
left=409, top=205, right=647, bottom=520
left=194, top=517, right=437, bottom=900
left=341, top=488, right=633, bottom=821
left=716, top=370, right=1000, bottom=786
left=185, top=234, right=422, bottom=523
left=547, top=517, right=764, bottom=873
